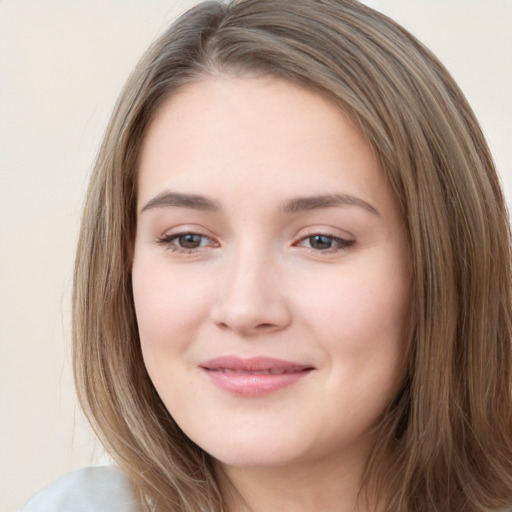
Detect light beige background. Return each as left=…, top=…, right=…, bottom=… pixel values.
left=1, top=1, right=511, bottom=510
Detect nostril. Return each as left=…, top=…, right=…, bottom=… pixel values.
left=257, top=323, right=275, bottom=330
left=210, top=288, right=292, bottom=335
left=215, top=321, right=275, bottom=332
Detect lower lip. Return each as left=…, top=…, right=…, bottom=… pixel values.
left=202, top=369, right=312, bottom=397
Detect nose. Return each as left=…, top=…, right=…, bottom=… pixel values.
left=210, top=248, right=292, bottom=336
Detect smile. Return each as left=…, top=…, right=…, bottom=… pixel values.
left=200, top=356, right=314, bottom=397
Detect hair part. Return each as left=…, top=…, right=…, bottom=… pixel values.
left=73, top=1, right=512, bottom=510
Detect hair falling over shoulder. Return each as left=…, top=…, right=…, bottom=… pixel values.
left=72, top=1, right=512, bottom=510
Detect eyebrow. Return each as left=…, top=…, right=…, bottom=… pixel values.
left=281, top=194, right=380, bottom=216
left=140, top=191, right=221, bottom=213
left=140, top=191, right=379, bottom=216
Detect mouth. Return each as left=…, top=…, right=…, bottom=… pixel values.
left=199, top=356, right=315, bottom=396
left=206, top=368, right=307, bottom=375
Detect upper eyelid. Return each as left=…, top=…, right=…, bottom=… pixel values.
left=158, top=232, right=217, bottom=243
left=293, top=228, right=355, bottom=243
left=157, top=225, right=218, bottom=239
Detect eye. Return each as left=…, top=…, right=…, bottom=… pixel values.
left=297, top=234, right=355, bottom=253
left=174, top=233, right=208, bottom=249
left=156, top=232, right=217, bottom=252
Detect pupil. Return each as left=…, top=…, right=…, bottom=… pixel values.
left=179, top=234, right=201, bottom=248
left=310, top=235, right=332, bottom=249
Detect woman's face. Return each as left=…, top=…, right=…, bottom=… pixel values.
left=132, top=76, right=411, bottom=470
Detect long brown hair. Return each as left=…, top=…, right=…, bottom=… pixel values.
left=73, top=1, right=512, bottom=510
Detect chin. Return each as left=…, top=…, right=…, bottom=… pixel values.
left=210, top=446, right=306, bottom=469
left=187, top=427, right=311, bottom=468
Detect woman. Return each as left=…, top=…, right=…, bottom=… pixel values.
left=21, top=0, right=512, bottom=511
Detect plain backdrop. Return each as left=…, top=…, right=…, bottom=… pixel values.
left=1, top=1, right=511, bottom=510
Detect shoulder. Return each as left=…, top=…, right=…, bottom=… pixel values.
left=19, top=466, right=136, bottom=512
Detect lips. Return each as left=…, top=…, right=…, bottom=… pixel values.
left=200, top=356, right=314, bottom=396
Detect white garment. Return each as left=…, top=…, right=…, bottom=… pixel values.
left=19, top=466, right=136, bottom=512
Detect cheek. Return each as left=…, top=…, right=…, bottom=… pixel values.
left=294, top=250, right=410, bottom=381
left=131, top=259, right=211, bottom=357
left=343, top=276, right=409, bottom=343
left=303, top=268, right=409, bottom=341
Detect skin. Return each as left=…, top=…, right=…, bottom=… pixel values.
left=132, top=76, right=411, bottom=512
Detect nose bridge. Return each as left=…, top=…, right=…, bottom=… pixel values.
left=229, top=242, right=272, bottom=302
left=211, top=238, right=290, bottom=335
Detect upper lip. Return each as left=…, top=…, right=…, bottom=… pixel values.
left=200, top=356, right=314, bottom=374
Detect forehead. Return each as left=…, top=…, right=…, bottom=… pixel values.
left=140, top=75, right=366, bottom=162
left=136, top=76, right=395, bottom=218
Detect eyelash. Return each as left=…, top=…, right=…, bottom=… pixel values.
left=156, top=232, right=218, bottom=254
left=296, top=234, right=355, bottom=254
left=156, top=232, right=355, bottom=255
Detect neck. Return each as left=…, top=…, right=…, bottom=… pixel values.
left=217, top=447, right=383, bottom=512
